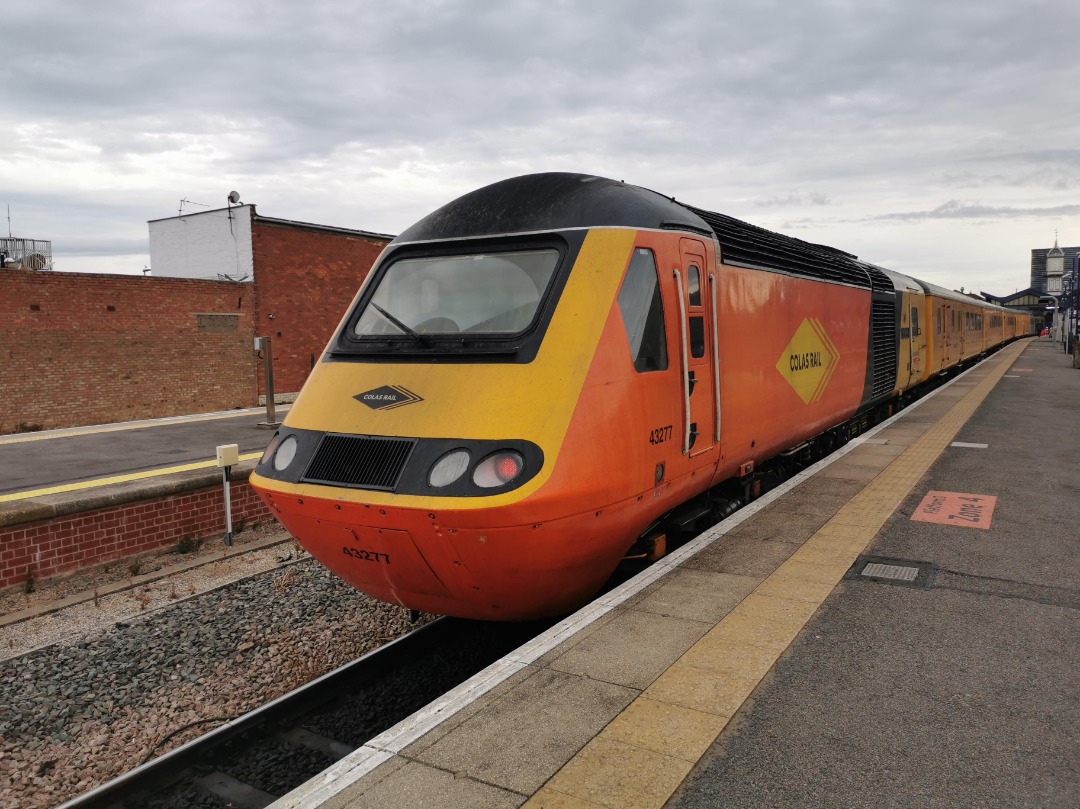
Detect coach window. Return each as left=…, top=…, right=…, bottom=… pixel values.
left=617, top=248, right=669, bottom=372
left=911, top=307, right=920, bottom=337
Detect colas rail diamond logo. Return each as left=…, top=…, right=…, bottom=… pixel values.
left=775, top=318, right=839, bottom=405
left=354, top=385, right=424, bottom=410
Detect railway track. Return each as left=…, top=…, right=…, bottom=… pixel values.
left=57, top=616, right=553, bottom=809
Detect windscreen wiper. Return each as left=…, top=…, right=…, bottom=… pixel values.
left=369, top=302, right=426, bottom=343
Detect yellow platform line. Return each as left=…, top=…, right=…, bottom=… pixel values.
left=525, top=339, right=1029, bottom=809
left=0, top=452, right=264, bottom=504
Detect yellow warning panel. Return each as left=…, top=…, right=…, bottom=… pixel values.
left=911, top=490, right=997, bottom=529
left=775, top=318, right=839, bottom=405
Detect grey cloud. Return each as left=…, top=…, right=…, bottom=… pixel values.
left=755, top=193, right=833, bottom=208
left=871, top=200, right=1080, bottom=222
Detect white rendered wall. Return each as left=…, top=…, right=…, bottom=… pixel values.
left=148, top=206, right=254, bottom=281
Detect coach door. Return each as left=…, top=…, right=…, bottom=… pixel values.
left=902, top=297, right=924, bottom=389
left=674, top=239, right=718, bottom=457
left=943, top=303, right=954, bottom=368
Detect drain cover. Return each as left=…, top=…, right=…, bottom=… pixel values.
left=845, top=555, right=936, bottom=589
left=861, top=562, right=918, bottom=581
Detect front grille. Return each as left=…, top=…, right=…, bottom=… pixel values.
left=871, top=300, right=898, bottom=398
left=301, top=434, right=416, bottom=491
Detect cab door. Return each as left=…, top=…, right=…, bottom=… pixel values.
left=674, top=239, right=718, bottom=457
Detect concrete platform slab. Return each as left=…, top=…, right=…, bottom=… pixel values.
left=547, top=609, right=708, bottom=690
left=321, top=759, right=521, bottom=809
left=412, top=667, right=636, bottom=795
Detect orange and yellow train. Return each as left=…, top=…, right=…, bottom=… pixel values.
left=250, top=173, right=1031, bottom=620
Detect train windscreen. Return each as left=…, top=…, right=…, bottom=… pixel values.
left=353, top=249, right=559, bottom=337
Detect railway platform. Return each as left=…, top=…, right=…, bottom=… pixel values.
left=0, top=405, right=288, bottom=592
left=273, top=336, right=1079, bottom=809
left=0, top=405, right=288, bottom=499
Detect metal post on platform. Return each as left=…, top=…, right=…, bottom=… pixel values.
left=255, top=336, right=281, bottom=429
left=216, top=444, right=239, bottom=546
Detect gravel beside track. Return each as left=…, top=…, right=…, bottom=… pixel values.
left=0, top=541, right=431, bottom=809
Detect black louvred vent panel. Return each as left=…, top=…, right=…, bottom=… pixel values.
left=865, top=266, right=894, bottom=294
left=871, top=300, right=898, bottom=398
left=682, top=205, right=874, bottom=289
left=301, top=434, right=416, bottom=491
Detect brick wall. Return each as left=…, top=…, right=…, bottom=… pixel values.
left=251, top=221, right=388, bottom=395
left=0, top=270, right=256, bottom=432
left=0, top=477, right=272, bottom=591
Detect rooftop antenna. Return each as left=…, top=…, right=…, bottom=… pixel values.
left=7, top=204, right=11, bottom=238
left=178, top=198, right=211, bottom=216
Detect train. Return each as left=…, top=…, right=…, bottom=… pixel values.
left=250, top=173, right=1032, bottom=621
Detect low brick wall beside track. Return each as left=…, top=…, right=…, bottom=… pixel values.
left=0, top=464, right=274, bottom=591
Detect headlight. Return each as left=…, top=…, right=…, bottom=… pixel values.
left=260, top=433, right=282, bottom=465
left=428, top=449, right=471, bottom=488
left=273, top=435, right=299, bottom=471
left=472, top=451, right=524, bottom=488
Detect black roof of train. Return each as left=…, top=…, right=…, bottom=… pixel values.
left=395, top=173, right=710, bottom=242
left=394, top=173, right=886, bottom=291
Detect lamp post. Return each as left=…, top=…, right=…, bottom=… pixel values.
left=1063, top=279, right=1073, bottom=353
left=1074, top=254, right=1080, bottom=347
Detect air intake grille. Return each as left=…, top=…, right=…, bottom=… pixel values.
left=682, top=205, right=874, bottom=289
left=864, top=266, right=894, bottom=294
left=871, top=300, right=898, bottom=398
left=301, top=434, right=416, bottom=491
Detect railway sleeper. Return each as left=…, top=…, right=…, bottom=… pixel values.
left=193, top=771, right=277, bottom=809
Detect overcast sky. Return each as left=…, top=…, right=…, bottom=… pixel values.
left=3, top=0, right=1078, bottom=294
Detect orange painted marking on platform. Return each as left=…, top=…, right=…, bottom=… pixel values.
left=911, top=490, right=997, bottom=529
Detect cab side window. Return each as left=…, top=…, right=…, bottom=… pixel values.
left=687, top=264, right=705, bottom=359
left=687, top=266, right=702, bottom=307
left=617, top=248, right=669, bottom=372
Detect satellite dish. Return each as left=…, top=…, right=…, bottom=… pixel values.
left=228, top=190, right=241, bottom=204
